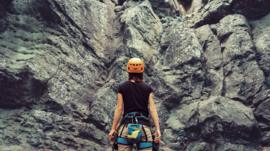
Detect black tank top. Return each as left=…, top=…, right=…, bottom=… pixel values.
left=117, top=81, right=153, bottom=117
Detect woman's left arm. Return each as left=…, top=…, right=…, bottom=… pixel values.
left=109, top=93, right=124, bottom=141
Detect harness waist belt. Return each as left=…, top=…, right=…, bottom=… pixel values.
left=122, top=118, right=150, bottom=127
left=121, top=112, right=150, bottom=126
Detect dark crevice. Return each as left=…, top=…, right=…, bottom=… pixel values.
left=231, top=0, right=270, bottom=20
left=38, top=0, right=63, bottom=26
left=78, top=126, right=105, bottom=145
left=255, top=114, right=270, bottom=126
left=180, top=0, right=193, bottom=12
left=172, top=56, right=202, bottom=69
left=249, top=25, right=270, bottom=89
left=82, top=115, right=106, bottom=131
left=0, top=0, right=12, bottom=33
left=193, top=10, right=231, bottom=28
left=42, top=100, right=67, bottom=115
left=117, top=0, right=126, bottom=6
left=47, top=0, right=97, bottom=53
left=220, top=49, right=226, bottom=97
left=81, top=41, right=101, bottom=61
left=219, top=32, right=233, bottom=43
left=185, top=115, right=260, bottom=145
left=0, top=69, right=47, bottom=109
left=50, top=0, right=86, bottom=36
left=0, top=0, right=12, bottom=15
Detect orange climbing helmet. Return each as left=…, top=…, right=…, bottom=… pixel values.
left=127, top=58, right=144, bottom=73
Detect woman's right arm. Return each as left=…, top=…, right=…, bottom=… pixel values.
left=148, top=92, right=161, bottom=142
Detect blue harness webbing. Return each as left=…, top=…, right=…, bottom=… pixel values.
left=116, top=137, right=153, bottom=149
left=116, top=112, right=153, bottom=149
left=123, top=112, right=149, bottom=123
left=138, top=141, right=153, bottom=149
left=116, top=137, right=132, bottom=146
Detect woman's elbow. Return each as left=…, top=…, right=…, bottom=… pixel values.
left=149, top=106, right=156, bottom=114
left=116, top=106, right=123, bottom=113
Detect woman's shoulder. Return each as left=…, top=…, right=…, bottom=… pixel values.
left=118, top=80, right=130, bottom=87
left=140, top=81, right=151, bottom=86
left=140, top=82, right=154, bottom=92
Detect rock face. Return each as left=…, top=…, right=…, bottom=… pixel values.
left=120, top=0, right=162, bottom=61
left=186, top=0, right=270, bottom=27
left=0, top=0, right=270, bottom=150
left=166, top=96, right=259, bottom=150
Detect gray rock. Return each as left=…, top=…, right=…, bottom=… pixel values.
left=251, top=15, right=270, bottom=145
left=194, top=24, right=225, bottom=97
left=0, top=0, right=11, bottom=32
left=166, top=96, right=259, bottom=145
left=161, top=21, right=202, bottom=67
left=195, top=25, right=222, bottom=69
left=186, top=142, right=258, bottom=151
left=215, top=15, right=265, bottom=104
left=216, top=14, right=255, bottom=64
left=223, top=60, right=264, bottom=104
left=50, top=0, right=119, bottom=58
left=204, top=69, right=224, bottom=96
left=120, top=0, right=162, bottom=61
left=215, top=142, right=258, bottom=151
left=261, top=131, right=270, bottom=146
left=156, top=20, right=205, bottom=107
left=252, top=14, right=270, bottom=86
left=253, top=89, right=270, bottom=144
left=0, top=68, right=46, bottom=108
left=1, top=0, right=270, bottom=150
left=187, top=0, right=270, bottom=27
left=87, top=81, right=117, bottom=131
left=0, top=0, right=113, bottom=150
left=186, top=142, right=211, bottom=151
left=254, top=96, right=270, bottom=125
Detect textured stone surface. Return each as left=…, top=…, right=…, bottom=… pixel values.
left=187, top=0, right=270, bottom=27
left=186, top=141, right=259, bottom=151
left=120, top=0, right=162, bottom=61
left=216, top=14, right=264, bottom=104
left=0, top=0, right=270, bottom=150
left=252, top=15, right=270, bottom=146
left=166, top=96, right=258, bottom=138
left=252, top=14, right=270, bottom=87
left=155, top=20, right=205, bottom=110
left=195, top=24, right=222, bottom=69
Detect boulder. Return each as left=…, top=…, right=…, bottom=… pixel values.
left=0, top=0, right=12, bottom=32
left=187, top=0, right=270, bottom=27
left=1, top=0, right=270, bottom=150
left=216, top=14, right=255, bottom=64
left=252, top=14, right=270, bottom=86
left=49, top=0, right=118, bottom=58
left=186, top=141, right=258, bottom=151
left=120, top=0, right=162, bottom=61
left=166, top=96, right=259, bottom=147
left=156, top=20, right=205, bottom=108
left=216, top=15, right=264, bottom=104
left=161, top=21, right=202, bottom=67
left=0, top=0, right=114, bottom=150
left=195, top=24, right=222, bottom=69
left=0, top=68, right=46, bottom=108
left=254, top=91, right=270, bottom=145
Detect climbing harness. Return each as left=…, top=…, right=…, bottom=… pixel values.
left=114, top=112, right=154, bottom=150
left=127, top=123, right=143, bottom=141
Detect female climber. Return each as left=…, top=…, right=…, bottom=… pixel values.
left=108, top=58, right=161, bottom=151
